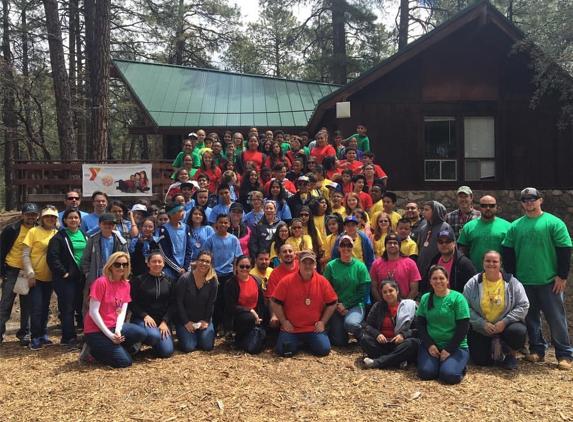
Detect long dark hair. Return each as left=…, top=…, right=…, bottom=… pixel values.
left=186, top=205, right=209, bottom=228
left=378, top=278, right=403, bottom=317
left=266, top=179, right=287, bottom=211
left=271, top=221, right=290, bottom=257
left=299, top=206, right=321, bottom=257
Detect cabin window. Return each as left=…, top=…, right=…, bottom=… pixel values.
left=464, top=117, right=495, bottom=180
left=424, top=117, right=457, bottom=181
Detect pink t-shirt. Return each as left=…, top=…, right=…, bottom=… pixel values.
left=438, top=257, right=454, bottom=283
left=84, top=276, right=132, bottom=334
left=369, top=257, right=421, bottom=298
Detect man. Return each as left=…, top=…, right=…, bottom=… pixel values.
left=502, top=187, right=573, bottom=370
left=0, top=203, right=39, bottom=345
left=405, top=202, right=423, bottom=239
left=416, top=200, right=452, bottom=281
left=332, top=216, right=375, bottom=271
left=271, top=251, right=338, bottom=357
left=80, top=191, right=109, bottom=233
left=457, top=195, right=511, bottom=272
left=266, top=244, right=299, bottom=328
left=370, top=233, right=421, bottom=300
left=250, top=250, right=272, bottom=293
left=323, top=235, right=371, bottom=346
left=58, top=191, right=88, bottom=226
left=81, top=213, right=129, bottom=317
left=445, top=185, right=481, bottom=238
left=425, top=229, right=477, bottom=295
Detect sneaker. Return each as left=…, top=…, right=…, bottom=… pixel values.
left=363, top=357, right=377, bottom=369
left=503, top=354, right=517, bottom=370
left=67, top=339, right=81, bottom=351
left=78, top=343, right=95, bottom=364
left=40, top=335, right=54, bottom=346
left=524, top=353, right=544, bottom=363
left=19, top=334, right=31, bottom=347
left=399, top=361, right=408, bottom=370
left=557, top=359, right=572, bottom=370
left=224, top=331, right=233, bottom=342
left=29, top=338, right=43, bottom=351
left=127, top=341, right=142, bottom=356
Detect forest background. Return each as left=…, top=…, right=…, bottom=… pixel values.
left=0, top=0, right=572, bottom=210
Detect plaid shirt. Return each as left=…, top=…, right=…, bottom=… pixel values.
left=445, top=208, right=481, bottom=238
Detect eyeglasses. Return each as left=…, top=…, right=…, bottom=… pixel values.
left=339, top=243, right=353, bottom=248
left=437, top=239, right=454, bottom=245
left=299, top=213, right=309, bottom=217
left=480, top=204, right=497, bottom=208
left=520, top=197, right=539, bottom=203
left=66, top=197, right=80, bottom=201
left=112, top=262, right=129, bottom=268
left=238, top=264, right=252, bottom=270
left=197, top=259, right=211, bottom=265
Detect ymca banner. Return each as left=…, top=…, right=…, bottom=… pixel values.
left=82, top=164, right=153, bottom=197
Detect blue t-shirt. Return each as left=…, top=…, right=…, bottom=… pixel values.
left=203, top=233, right=242, bottom=275
left=190, top=225, right=215, bottom=261
left=80, top=213, right=101, bottom=233
left=208, top=204, right=231, bottom=224
left=129, top=236, right=158, bottom=258
left=244, top=210, right=264, bottom=231
left=163, top=222, right=188, bottom=268
left=276, top=202, right=292, bottom=221
left=99, top=235, right=114, bottom=277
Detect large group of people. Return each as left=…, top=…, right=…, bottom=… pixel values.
left=0, top=126, right=571, bottom=383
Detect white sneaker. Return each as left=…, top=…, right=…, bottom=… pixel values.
left=363, top=357, right=377, bottom=369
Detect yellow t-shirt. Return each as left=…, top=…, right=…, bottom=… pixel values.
left=480, top=274, right=506, bottom=323
left=331, top=206, right=346, bottom=219
left=23, top=227, right=57, bottom=282
left=372, top=233, right=388, bottom=258
left=369, top=201, right=383, bottom=222
left=5, top=226, right=31, bottom=269
left=313, top=215, right=327, bottom=246
left=250, top=266, right=273, bottom=292
left=286, top=235, right=313, bottom=253
left=323, top=233, right=338, bottom=261
left=400, top=237, right=419, bottom=257
left=347, top=233, right=364, bottom=262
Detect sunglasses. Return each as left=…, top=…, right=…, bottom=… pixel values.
left=112, top=262, right=129, bottom=268
left=378, top=220, right=390, bottom=223
left=67, top=197, right=80, bottom=201
left=299, top=213, right=309, bottom=217
left=339, top=243, right=353, bottom=248
left=480, top=204, right=497, bottom=208
left=239, top=264, right=252, bottom=270
left=520, top=197, right=539, bottom=203
left=437, top=239, right=454, bottom=245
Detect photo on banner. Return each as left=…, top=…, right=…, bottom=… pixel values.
left=82, top=164, right=153, bottom=197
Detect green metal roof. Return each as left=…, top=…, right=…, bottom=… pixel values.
left=113, top=59, right=340, bottom=129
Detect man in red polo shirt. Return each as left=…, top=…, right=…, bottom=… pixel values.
left=271, top=251, right=338, bottom=357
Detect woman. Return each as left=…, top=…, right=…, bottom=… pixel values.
left=130, top=217, right=159, bottom=277
left=310, top=131, right=336, bottom=164
left=269, top=221, right=290, bottom=267
left=463, top=251, right=529, bottom=370
left=232, top=132, right=245, bottom=152
left=417, top=265, right=470, bottom=384
left=372, top=212, right=392, bottom=258
left=194, top=150, right=222, bottom=194
left=362, top=278, right=419, bottom=369
left=286, top=218, right=313, bottom=260
left=185, top=206, right=215, bottom=262
left=23, top=206, right=59, bottom=350
left=80, top=252, right=147, bottom=367
left=228, top=202, right=250, bottom=256
left=264, top=141, right=291, bottom=168
left=298, top=206, right=322, bottom=259
left=266, top=180, right=292, bottom=224
left=239, top=170, right=264, bottom=213
left=175, top=250, right=218, bottom=352
left=47, top=208, right=87, bottom=350
left=129, top=251, right=176, bottom=359
left=248, top=200, right=283, bottom=260
left=165, top=168, right=191, bottom=202
left=107, top=200, right=138, bottom=241
left=224, top=255, right=266, bottom=354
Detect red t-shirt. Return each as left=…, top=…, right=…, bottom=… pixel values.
left=193, top=167, right=222, bottom=193
left=272, top=271, right=338, bottom=333
left=310, top=145, right=336, bottom=164
left=237, top=275, right=259, bottom=310
left=380, top=304, right=398, bottom=338
left=243, top=150, right=264, bottom=173
left=339, top=160, right=362, bottom=174
left=266, top=263, right=299, bottom=298
left=358, top=191, right=373, bottom=211
left=84, top=276, right=131, bottom=334
left=264, top=179, right=296, bottom=195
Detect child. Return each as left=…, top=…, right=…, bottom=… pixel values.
left=157, top=202, right=193, bottom=280
left=396, top=217, right=419, bottom=260
left=330, top=191, right=346, bottom=218
left=346, top=123, right=370, bottom=152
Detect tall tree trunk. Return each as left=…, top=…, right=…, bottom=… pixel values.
left=85, top=0, right=111, bottom=161
left=2, top=0, right=18, bottom=210
left=43, top=0, right=78, bottom=161
left=398, top=0, right=409, bottom=50
left=175, top=0, right=185, bottom=65
left=73, top=0, right=86, bottom=160
left=331, top=0, right=347, bottom=84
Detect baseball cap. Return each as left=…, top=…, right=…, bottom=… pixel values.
left=229, top=202, right=244, bottom=212
left=325, top=181, right=339, bottom=189
left=22, top=203, right=40, bottom=215
left=456, top=186, right=473, bottom=195
left=520, top=187, right=541, bottom=198
left=299, top=251, right=317, bottom=262
left=339, top=235, right=354, bottom=245
left=437, top=229, right=455, bottom=240
left=343, top=215, right=359, bottom=225
left=384, top=233, right=402, bottom=247
left=297, top=176, right=310, bottom=184
left=131, top=204, right=150, bottom=216
left=180, top=181, right=199, bottom=190
left=188, top=132, right=198, bottom=139
left=99, top=213, right=116, bottom=223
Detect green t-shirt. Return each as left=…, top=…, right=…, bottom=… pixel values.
left=501, top=212, right=572, bottom=285
left=192, top=143, right=204, bottom=168
left=323, top=258, right=370, bottom=308
left=172, top=150, right=185, bottom=169
left=346, top=133, right=370, bottom=152
left=66, top=229, right=87, bottom=269
left=457, top=217, right=511, bottom=272
left=281, top=142, right=291, bottom=154
left=417, top=290, right=469, bottom=350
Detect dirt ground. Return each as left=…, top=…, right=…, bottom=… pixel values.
left=1, top=290, right=572, bottom=422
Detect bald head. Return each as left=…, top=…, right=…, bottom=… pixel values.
left=479, top=195, right=497, bottom=221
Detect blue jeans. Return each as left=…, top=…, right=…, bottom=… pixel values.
left=524, top=283, right=573, bottom=361
left=53, top=277, right=79, bottom=343
left=29, top=280, right=53, bottom=339
left=328, top=306, right=364, bottom=346
left=175, top=321, right=215, bottom=353
left=0, top=266, right=31, bottom=340
left=418, top=346, right=469, bottom=385
left=131, top=319, right=174, bottom=359
left=84, top=323, right=147, bottom=368
left=276, top=331, right=331, bottom=357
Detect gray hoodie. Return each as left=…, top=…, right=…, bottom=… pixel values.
left=416, top=201, right=452, bottom=279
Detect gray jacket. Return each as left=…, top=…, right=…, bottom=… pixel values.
left=462, top=271, right=529, bottom=337
left=81, top=232, right=128, bottom=287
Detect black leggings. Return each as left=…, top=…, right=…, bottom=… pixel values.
left=468, top=321, right=527, bottom=366
left=359, top=335, right=419, bottom=368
